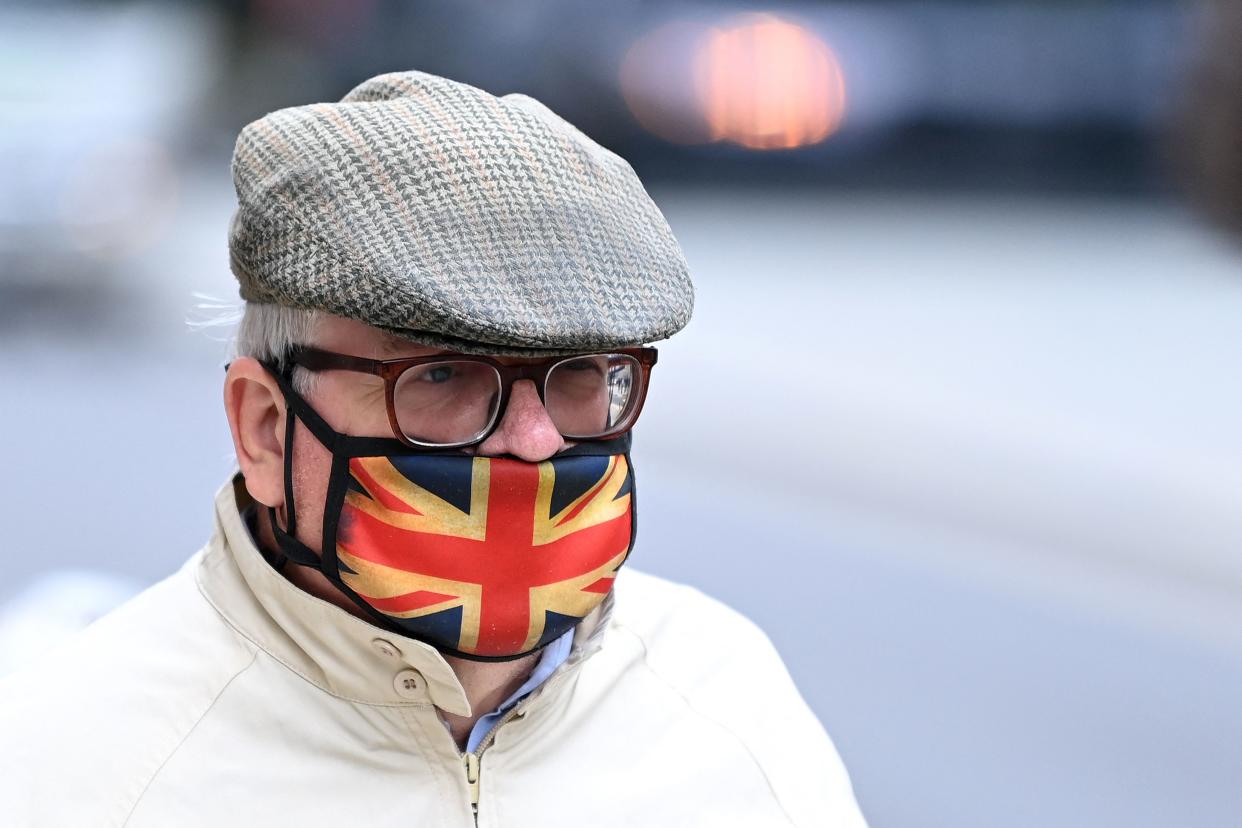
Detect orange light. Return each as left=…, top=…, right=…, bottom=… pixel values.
left=695, top=14, right=846, bottom=150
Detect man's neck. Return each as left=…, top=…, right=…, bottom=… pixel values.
left=440, top=653, right=540, bottom=748
left=252, top=506, right=540, bottom=749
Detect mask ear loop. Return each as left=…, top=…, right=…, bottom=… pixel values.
left=263, top=408, right=299, bottom=573
left=265, top=366, right=334, bottom=570
left=625, top=449, right=637, bottom=561
left=282, top=401, right=297, bottom=538
left=261, top=364, right=411, bottom=573
left=318, top=450, right=352, bottom=581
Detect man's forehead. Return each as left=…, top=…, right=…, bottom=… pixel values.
left=374, top=331, right=438, bottom=357
left=311, top=314, right=440, bottom=358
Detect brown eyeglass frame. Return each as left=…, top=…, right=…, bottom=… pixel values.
left=284, top=345, right=658, bottom=449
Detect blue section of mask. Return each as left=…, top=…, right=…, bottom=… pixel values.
left=548, top=454, right=612, bottom=516
left=386, top=454, right=476, bottom=514
left=392, top=604, right=465, bottom=646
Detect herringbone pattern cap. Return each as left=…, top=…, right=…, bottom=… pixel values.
left=228, top=70, right=694, bottom=355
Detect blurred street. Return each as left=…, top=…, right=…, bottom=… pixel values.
left=4, top=181, right=1242, bottom=827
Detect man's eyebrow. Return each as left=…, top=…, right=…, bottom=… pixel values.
left=377, top=333, right=440, bottom=356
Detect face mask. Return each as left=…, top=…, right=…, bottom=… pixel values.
left=264, top=367, right=637, bottom=661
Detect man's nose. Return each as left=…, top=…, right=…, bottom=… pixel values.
left=475, top=379, right=565, bottom=461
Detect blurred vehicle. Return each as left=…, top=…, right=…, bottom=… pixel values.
left=0, top=4, right=214, bottom=330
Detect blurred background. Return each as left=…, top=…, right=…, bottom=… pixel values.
left=2, top=1, right=1241, bottom=825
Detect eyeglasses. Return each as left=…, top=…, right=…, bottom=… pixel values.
left=283, top=345, right=658, bottom=449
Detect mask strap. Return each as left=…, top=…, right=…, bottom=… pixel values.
left=317, top=450, right=352, bottom=576
left=264, top=370, right=377, bottom=577
left=268, top=506, right=322, bottom=568
left=267, top=366, right=345, bottom=453
left=265, top=362, right=442, bottom=458
left=264, top=364, right=336, bottom=571
left=282, top=400, right=298, bottom=538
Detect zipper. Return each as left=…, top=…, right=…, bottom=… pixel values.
left=459, top=703, right=527, bottom=825
left=462, top=751, right=480, bottom=823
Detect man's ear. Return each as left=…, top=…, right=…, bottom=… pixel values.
left=223, top=358, right=287, bottom=508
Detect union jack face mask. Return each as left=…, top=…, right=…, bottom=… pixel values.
left=263, top=365, right=636, bottom=661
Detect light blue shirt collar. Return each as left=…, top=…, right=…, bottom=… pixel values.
left=465, top=627, right=574, bottom=753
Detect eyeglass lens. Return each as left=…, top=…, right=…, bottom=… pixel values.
left=390, top=354, right=640, bottom=446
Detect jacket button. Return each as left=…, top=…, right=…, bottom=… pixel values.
left=372, top=638, right=401, bottom=658
left=393, top=669, right=424, bottom=699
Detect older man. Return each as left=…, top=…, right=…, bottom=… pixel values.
left=0, top=71, right=865, bottom=826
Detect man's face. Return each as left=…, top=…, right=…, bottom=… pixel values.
left=280, top=315, right=573, bottom=558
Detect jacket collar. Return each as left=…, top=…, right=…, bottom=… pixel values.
left=195, top=473, right=613, bottom=717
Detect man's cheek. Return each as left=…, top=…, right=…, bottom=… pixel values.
left=290, top=434, right=333, bottom=551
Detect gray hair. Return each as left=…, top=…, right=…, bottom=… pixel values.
left=233, top=303, right=322, bottom=394
left=188, top=299, right=322, bottom=394
left=232, top=302, right=315, bottom=361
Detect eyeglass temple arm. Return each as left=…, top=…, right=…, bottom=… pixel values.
left=288, top=347, right=385, bottom=376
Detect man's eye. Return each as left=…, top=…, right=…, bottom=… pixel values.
left=424, top=365, right=456, bottom=383
left=562, top=358, right=603, bottom=373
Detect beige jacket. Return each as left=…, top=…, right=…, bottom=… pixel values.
left=0, top=478, right=867, bottom=827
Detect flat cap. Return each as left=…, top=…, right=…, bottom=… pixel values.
left=228, top=70, right=694, bottom=355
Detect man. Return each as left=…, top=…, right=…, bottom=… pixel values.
left=0, top=71, right=865, bottom=826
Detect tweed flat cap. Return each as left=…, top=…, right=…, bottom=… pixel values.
left=228, top=70, right=694, bottom=355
